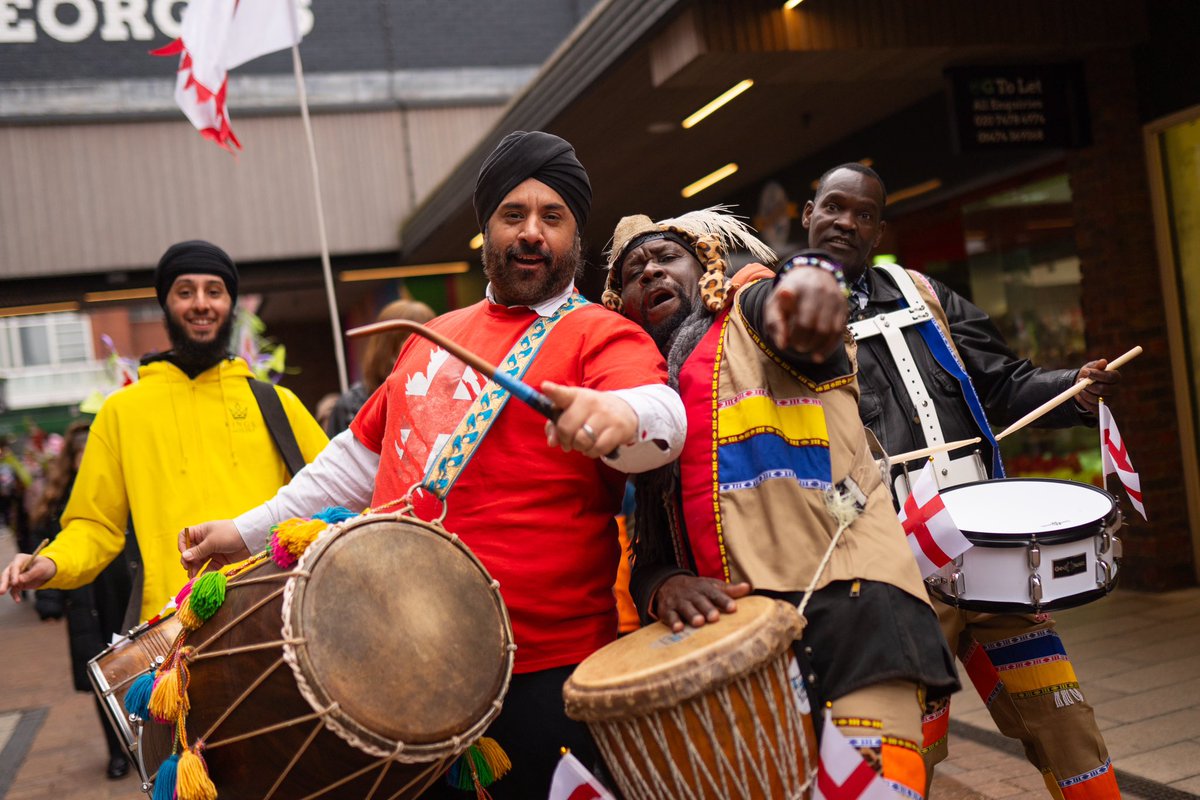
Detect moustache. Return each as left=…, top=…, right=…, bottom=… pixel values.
left=507, top=242, right=553, bottom=261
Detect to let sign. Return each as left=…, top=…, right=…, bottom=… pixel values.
left=946, top=64, right=1091, bottom=152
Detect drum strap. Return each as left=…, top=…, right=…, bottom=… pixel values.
left=421, top=292, right=589, bottom=499
left=849, top=263, right=1004, bottom=478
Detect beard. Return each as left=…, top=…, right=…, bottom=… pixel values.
left=643, top=290, right=699, bottom=354
left=165, top=310, right=234, bottom=374
left=482, top=235, right=582, bottom=307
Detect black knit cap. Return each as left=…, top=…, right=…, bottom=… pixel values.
left=154, top=240, right=238, bottom=307
left=473, top=131, right=592, bottom=233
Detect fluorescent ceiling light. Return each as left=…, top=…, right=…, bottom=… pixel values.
left=682, top=163, right=739, bottom=198
left=784, top=0, right=805, bottom=8
left=888, top=179, right=942, bottom=205
left=84, top=287, right=157, bottom=303
left=682, top=80, right=754, bottom=129
left=469, top=233, right=484, bottom=250
left=339, top=262, right=470, bottom=283
left=0, top=301, right=80, bottom=318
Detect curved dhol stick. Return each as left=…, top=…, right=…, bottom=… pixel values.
left=994, top=345, right=1142, bottom=442
left=346, top=319, right=558, bottom=420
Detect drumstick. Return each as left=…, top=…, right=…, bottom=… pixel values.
left=889, top=437, right=981, bottom=466
left=347, top=319, right=558, bottom=421
left=994, top=346, right=1141, bottom=442
left=18, top=538, right=49, bottom=575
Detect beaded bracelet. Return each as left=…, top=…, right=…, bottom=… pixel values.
left=776, top=253, right=850, bottom=298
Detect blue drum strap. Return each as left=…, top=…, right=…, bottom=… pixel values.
left=876, top=264, right=1005, bottom=478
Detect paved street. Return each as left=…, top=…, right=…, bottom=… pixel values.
left=1, top=527, right=1197, bottom=799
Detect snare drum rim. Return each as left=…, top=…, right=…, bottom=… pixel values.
left=928, top=584, right=1115, bottom=614
left=281, top=512, right=515, bottom=762
left=941, top=478, right=1118, bottom=547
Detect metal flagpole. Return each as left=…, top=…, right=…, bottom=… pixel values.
left=286, top=0, right=349, bottom=393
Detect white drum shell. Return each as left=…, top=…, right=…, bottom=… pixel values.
left=926, top=479, right=1122, bottom=613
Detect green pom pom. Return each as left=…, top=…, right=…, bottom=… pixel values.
left=188, top=571, right=227, bottom=621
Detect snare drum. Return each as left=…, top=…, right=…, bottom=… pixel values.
left=563, top=595, right=815, bottom=800
left=927, top=479, right=1122, bottom=613
left=106, top=514, right=514, bottom=799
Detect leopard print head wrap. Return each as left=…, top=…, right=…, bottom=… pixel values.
left=602, top=206, right=775, bottom=315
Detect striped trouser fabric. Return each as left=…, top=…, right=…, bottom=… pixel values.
left=921, top=600, right=1120, bottom=799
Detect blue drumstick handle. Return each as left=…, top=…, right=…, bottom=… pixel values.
left=491, top=369, right=560, bottom=420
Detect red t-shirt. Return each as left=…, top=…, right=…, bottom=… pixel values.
left=352, top=299, right=667, bottom=672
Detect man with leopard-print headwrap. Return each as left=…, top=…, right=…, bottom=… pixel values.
left=604, top=207, right=958, bottom=799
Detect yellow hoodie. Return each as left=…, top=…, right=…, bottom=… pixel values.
left=42, top=356, right=328, bottom=621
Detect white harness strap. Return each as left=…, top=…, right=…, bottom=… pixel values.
left=848, top=263, right=951, bottom=473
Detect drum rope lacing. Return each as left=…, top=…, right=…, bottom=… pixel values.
left=591, top=658, right=810, bottom=799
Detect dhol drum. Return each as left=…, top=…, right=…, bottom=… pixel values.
left=89, top=613, right=184, bottom=784
left=926, top=478, right=1123, bottom=613
left=97, top=513, right=514, bottom=799
left=563, top=595, right=815, bottom=800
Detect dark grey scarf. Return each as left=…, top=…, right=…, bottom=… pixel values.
left=630, top=304, right=715, bottom=571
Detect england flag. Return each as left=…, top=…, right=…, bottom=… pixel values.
left=898, top=460, right=972, bottom=578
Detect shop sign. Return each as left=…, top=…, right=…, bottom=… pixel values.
left=946, top=64, right=1091, bottom=152
left=0, top=0, right=312, bottom=45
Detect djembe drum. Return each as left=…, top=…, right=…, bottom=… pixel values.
left=96, top=513, right=514, bottom=799
left=563, top=595, right=815, bottom=800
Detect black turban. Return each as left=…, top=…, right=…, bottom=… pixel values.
left=154, top=240, right=239, bottom=307
left=473, top=131, right=592, bottom=233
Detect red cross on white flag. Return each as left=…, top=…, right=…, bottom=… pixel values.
left=152, top=0, right=307, bottom=151
left=1099, top=402, right=1147, bottom=520
left=898, top=460, right=972, bottom=578
left=548, top=751, right=615, bottom=800
left=814, top=709, right=902, bottom=799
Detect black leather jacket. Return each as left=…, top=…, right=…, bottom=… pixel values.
left=853, top=266, right=1088, bottom=477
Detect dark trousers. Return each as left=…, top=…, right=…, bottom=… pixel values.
left=422, top=665, right=601, bottom=800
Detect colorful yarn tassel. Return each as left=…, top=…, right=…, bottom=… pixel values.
left=188, top=571, right=227, bottom=621
left=313, top=505, right=357, bottom=524
left=153, top=754, right=179, bottom=800
left=445, top=737, right=510, bottom=792
left=124, top=672, right=155, bottom=720
left=149, top=664, right=189, bottom=723
left=176, top=596, right=204, bottom=631
left=175, top=577, right=196, bottom=608
left=268, top=518, right=328, bottom=568
left=177, top=747, right=217, bottom=800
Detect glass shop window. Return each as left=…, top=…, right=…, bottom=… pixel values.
left=888, top=171, right=1098, bottom=484
left=958, top=175, right=1097, bottom=484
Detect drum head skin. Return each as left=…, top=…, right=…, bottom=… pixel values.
left=940, top=478, right=1116, bottom=546
left=286, top=516, right=512, bottom=750
left=564, top=596, right=803, bottom=721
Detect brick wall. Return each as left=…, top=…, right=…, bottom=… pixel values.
left=1068, top=48, right=1196, bottom=589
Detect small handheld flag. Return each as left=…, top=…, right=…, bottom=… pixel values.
left=548, top=751, right=615, bottom=800
left=899, top=460, right=972, bottom=577
left=1099, top=401, right=1146, bottom=520
left=814, top=708, right=901, bottom=800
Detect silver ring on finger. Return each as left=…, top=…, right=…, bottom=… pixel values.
left=581, top=423, right=597, bottom=443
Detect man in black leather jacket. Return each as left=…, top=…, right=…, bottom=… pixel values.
left=803, top=163, right=1124, bottom=799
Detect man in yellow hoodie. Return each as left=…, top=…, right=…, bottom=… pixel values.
left=0, top=241, right=328, bottom=624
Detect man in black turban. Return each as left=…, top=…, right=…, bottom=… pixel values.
left=473, top=130, right=593, bottom=307
left=179, top=133, right=686, bottom=799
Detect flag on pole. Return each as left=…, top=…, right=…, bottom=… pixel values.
left=1099, top=402, right=1147, bottom=520
left=548, top=751, right=615, bottom=800
left=898, top=460, right=972, bottom=578
left=151, top=0, right=304, bottom=151
left=814, top=709, right=900, bottom=800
